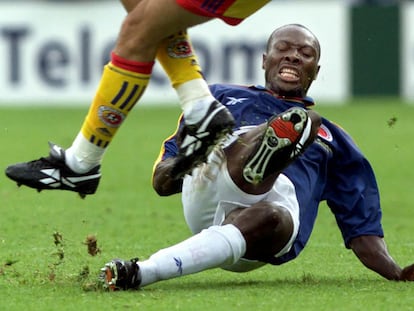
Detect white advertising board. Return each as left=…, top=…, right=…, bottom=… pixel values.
left=0, top=1, right=348, bottom=106
left=402, top=2, right=414, bottom=102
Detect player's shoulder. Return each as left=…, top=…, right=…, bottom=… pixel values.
left=317, top=117, right=358, bottom=150
left=209, top=83, right=266, bottom=94
left=209, top=84, right=268, bottom=105
left=320, top=117, right=349, bottom=138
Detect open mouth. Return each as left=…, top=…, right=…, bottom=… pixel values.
left=279, top=67, right=300, bottom=82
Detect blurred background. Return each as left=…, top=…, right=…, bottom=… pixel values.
left=0, top=0, right=412, bottom=106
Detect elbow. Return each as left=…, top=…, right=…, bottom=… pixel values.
left=152, top=173, right=182, bottom=196
left=152, top=159, right=183, bottom=196
left=152, top=180, right=172, bottom=197
left=152, top=174, right=167, bottom=196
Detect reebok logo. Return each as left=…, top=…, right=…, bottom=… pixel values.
left=225, top=97, right=248, bottom=106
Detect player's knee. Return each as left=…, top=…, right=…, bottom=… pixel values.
left=225, top=202, right=293, bottom=261
left=225, top=202, right=291, bottom=229
left=254, top=203, right=293, bottom=237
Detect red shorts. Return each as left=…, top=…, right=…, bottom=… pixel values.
left=176, top=0, right=270, bottom=26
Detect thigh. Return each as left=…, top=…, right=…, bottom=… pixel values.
left=116, top=0, right=211, bottom=59
left=182, top=148, right=268, bottom=234
left=182, top=150, right=226, bottom=234
left=221, top=174, right=300, bottom=261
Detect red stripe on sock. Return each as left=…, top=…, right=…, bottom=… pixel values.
left=111, top=52, right=154, bottom=74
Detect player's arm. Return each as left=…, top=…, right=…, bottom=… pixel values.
left=349, top=235, right=414, bottom=281
left=326, top=123, right=414, bottom=281
left=153, top=157, right=183, bottom=196
left=152, top=115, right=185, bottom=196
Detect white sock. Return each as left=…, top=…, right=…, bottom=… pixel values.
left=138, top=224, right=246, bottom=287
left=65, top=133, right=105, bottom=173
left=176, top=79, right=216, bottom=125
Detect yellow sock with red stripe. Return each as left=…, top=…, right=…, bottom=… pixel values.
left=156, top=32, right=216, bottom=124
left=80, top=52, right=153, bottom=148
left=156, top=31, right=203, bottom=88
left=65, top=53, right=154, bottom=173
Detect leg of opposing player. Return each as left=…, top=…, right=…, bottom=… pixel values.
left=4, top=53, right=153, bottom=198
left=5, top=0, right=235, bottom=195
left=156, top=31, right=235, bottom=179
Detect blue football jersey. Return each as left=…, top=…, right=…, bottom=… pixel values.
left=156, top=83, right=384, bottom=264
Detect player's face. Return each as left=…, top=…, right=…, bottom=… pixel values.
left=263, top=26, right=320, bottom=97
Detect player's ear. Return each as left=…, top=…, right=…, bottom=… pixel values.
left=262, top=53, right=267, bottom=70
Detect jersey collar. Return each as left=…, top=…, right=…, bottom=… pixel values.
left=249, top=85, right=315, bottom=107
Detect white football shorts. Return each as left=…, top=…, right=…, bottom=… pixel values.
left=181, top=138, right=300, bottom=272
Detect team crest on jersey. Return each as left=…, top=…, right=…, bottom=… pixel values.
left=98, top=106, right=125, bottom=128
left=167, top=38, right=193, bottom=58
left=318, top=124, right=333, bottom=142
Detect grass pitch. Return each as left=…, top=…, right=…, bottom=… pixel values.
left=1, top=99, right=414, bottom=310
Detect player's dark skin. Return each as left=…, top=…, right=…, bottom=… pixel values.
left=152, top=25, right=414, bottom=281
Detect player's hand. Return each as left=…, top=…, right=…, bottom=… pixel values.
left=400, top=263, right=414, bottom=281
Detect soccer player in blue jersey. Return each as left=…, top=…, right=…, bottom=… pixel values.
left=5, top=0, right=272, bottom=197
left=100, top=24, right=414, bottom=290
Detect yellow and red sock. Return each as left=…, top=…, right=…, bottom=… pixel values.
left=80, top=52, right=154, bottom=148
left=156, top=31, right=204, bottom=88
left=157, top=31, right=215, bottom=123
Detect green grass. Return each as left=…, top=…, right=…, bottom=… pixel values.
left=1, top=99, right=414, bottom=310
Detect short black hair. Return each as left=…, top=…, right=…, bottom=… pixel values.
left=266, top=24, right=321, bottom=61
